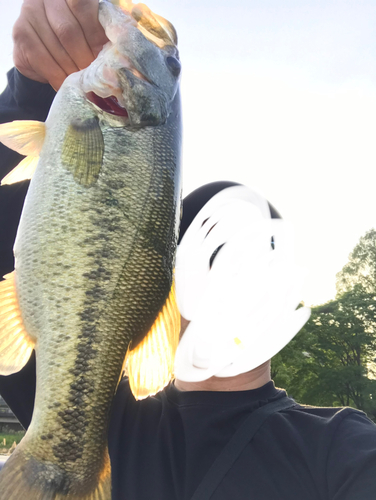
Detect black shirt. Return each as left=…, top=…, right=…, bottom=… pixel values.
left=109, top=378, right=376, bottom=500
left=1, top=69, right=376, bottom=500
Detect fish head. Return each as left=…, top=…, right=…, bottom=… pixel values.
left=80, top=0, right=181, bottom=127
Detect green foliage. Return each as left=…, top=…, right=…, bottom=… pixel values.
left=272, top=228, right=376, bottom=422
left=336, top=228, right=376, bottom=295
left=0, top=431, right=25, bottom=452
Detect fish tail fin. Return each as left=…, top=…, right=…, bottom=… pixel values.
left=0, top=442, right=112, bottom=500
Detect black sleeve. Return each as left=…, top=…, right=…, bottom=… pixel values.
left=0, top=68, right=56, bottom=429
left=328, top=410, right=376, bottom=499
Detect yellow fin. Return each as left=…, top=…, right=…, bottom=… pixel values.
left=0, top=272, right=35, bottom=375
left=0, top=444, right=111, bottom=500
left=126, top=284, right=181, bottom=400
left=61, top=117, right=104, bottom=186
left=1, top=156, right=39, bottom=186
left=132, top=4, right=177, bottom=47
left=0, top=120, right=45, bottom=156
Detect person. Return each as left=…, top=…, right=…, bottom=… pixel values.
left=0, top=1, right=376, bottom=499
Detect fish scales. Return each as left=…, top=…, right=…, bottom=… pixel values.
left=0, top=1, right=181, bottom=498
left=17, top=85, right=180, bottom=492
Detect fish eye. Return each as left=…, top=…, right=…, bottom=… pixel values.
left=166, top=56, right=181, bottom=77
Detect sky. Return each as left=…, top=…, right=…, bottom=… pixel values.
left=1, top=0, right=376, bottom=307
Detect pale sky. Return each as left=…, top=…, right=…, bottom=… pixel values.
left=1, top=0, right=376, bottom=307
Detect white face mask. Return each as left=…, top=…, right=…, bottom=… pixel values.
left=174, top=186, right=311, bottom=382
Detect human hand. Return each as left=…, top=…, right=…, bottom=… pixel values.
left=13, top=0, right=109, bottom=90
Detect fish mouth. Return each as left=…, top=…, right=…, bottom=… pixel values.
left=85, top=91, right=129, bottom=117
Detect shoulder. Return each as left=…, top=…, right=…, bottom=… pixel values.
left=272, top=402, right=376, bottom=442
left=290, top=403, right=376, bottom=434
left=313, top=407, right=376, bottom=497
left=266, top=403, right=376, bottom=497
left=263, top=401, right=376, bottom=463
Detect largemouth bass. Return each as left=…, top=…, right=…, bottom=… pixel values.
left=0, top=1, right=182, bottom=498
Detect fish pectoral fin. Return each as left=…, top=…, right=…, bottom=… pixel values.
left=126, top=283, right=181, bottom=400
left=61, top=117, right=104, bottom=187
left=1, top=156, right=39, bottom=185
left=0, top=272, right=35, bottom=375
left=0, top=120, right=46, bottom=156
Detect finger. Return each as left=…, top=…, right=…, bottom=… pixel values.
left=20, top=0, right=79, bottom=80
left=13, top=19, right=68, bottom=90
left=44, top=0, right=95, bottom=70
left=67, top=0, right=109, bottom=57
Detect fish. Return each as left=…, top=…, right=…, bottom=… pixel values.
left=0, top=1, right=182, bottom=498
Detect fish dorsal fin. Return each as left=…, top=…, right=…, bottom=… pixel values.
left=0, top=272, right=36, bottom=375
left=126, top=284, right=181, bottom=400
left=0, top=120, right=46, bottom=156
left=61, top=117, right=104, bottom=187
left=1, top=156, right=39, bottom=186
left=0, top=120, right=45, bottom=185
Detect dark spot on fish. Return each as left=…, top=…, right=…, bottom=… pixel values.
left=83, top=237, right=96, bottom=245
left=80, top=324, right=96, bottom=338
left=85, top=286, right=106, bottom=299
left=106, top=179, right=125, bottom=190
left=105, top=197, right=119, bottom=208
left=26, top=455, right=72, bottom=494
left=99, top=250, right=112, bottom=259
left=53, top=438, right=84, bottom=464
left=78, top=308, right=97, bottom=322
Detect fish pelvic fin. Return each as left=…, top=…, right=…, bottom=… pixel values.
left=1, top=156, right=38, bottom=186
left=0, top=120, right=45, bottom=185
left=0, top=443, right=112, bottom=500
left=61, top=117, right=104, bottom=187
left=126, top=282, right=181, bottom=400
left=0, top=272, right=35, bottom=375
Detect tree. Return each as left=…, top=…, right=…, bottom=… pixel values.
left=337, top=228, right=376, bottom=295
left=273, top=293, right=376, bottom=420
left=272, top=228, right=376, bottom=422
